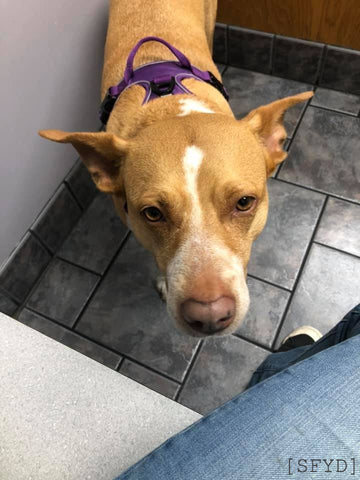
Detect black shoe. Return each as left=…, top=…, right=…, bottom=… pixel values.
left=277, top=326, right=322, bottom=352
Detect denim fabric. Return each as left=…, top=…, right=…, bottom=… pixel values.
left=248, top=303, right=360, bottom=387
left=115, top=304, right=360, bottom=479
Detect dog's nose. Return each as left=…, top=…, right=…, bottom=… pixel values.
left=180, top=296, right=235, bottom=334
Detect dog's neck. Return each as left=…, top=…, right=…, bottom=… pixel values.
left=106, top=76, right=233, bottom=139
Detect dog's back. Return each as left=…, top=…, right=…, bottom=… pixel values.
left=101, top=0, right=218, bottom=98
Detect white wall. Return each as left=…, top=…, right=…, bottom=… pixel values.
left=0, top=0, right=108, bottom=264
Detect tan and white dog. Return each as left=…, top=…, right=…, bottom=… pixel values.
left=39, top=0, right=312, bottom=337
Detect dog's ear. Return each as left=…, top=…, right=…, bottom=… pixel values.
left=38, top=130, right=128, bottom=193
left=243, top=91, right=313, bottom=175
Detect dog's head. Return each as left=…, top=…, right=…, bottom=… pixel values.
left=39, top=91, right=312, bottom=337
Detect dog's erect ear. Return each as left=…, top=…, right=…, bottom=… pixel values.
left=38, top=130, right=128, bottom=193
left=243, top=91, right=313, bottom=175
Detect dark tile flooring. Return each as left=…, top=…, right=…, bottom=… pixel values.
left=15, top=65, right=360, bottom=415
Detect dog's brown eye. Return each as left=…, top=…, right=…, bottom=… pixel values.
left=236, top=196, right=256, bottom=212
left=142, top=206, right=164, bottom=222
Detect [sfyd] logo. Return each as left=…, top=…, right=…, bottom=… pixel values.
left=288, top=458, right=357, bottom=475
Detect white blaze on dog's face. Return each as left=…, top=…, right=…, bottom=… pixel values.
left=165, top=143, right=250, bottom=336
left=39, top=91, right=312, bottom=337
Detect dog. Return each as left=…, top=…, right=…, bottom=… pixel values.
left=39, top=0, right=312, bottom=337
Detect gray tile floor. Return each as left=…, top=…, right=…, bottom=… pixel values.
left=16, top=66, right=360, bottom=415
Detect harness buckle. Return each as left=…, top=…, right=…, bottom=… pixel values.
left=150, top=76, right=176, bottom=96
left=99, top=91, right=118, bottom=125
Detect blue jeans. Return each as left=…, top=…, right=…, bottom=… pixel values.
left=116, top=304, right=360, bottom=479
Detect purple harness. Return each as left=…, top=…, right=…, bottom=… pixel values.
left=99, top=36, right=229, bottom=125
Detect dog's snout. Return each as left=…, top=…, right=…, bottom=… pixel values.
left=180, top=296, right=235, bottom=334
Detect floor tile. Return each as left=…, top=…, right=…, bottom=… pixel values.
left=0, top=290, right=19, bottom=316
left=248, top=179, right=325, bottom=289
left=178, top=336, right=268, bottom=414
left=279, top=107, right=360, bottom=202
left=26, top=258, right=99, bottom=327
left=119, top=359, right=180, bottom=399
left=283, top=138, right=291, bottom=151
left=18, top=308, right=121, bottom=369
left=76, top=234, right=200, bottom=382
left=228, top=26, right=273, bottom=73
left=65, top=160, right=98, bottom=209
left=0, top=232, right=51, bottom=302
left=273, top=36, right=323, bottom=84
left=223, top=67, right=313, bottom=137
left=213, top=23, right=227, bottom=64
left=236, top=276, right=290, bottom=348
left=31, top=184, right=82, bottom=253
left=320, top=46, right=360, bottom=95
left=58, top=194, right=128, bottom=274
left=311, top=88, right=360, bottom=116
left=275, top=243, right=360, bottom=349
left=315, top=197, right=360, bottom=258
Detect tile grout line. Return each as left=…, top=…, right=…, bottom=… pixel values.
left=115, top=359, right=182, bottom=386
left=223, top=61, right=359, bottom=98
left=71, top=230, right=131, bottom=331
left=0, top=285, right=20, bottom=305
left=28, top=229, right=54, bottom=257
left=309, top=103, right=360, bottom=117
left=116, top=357, right=182, bottom=386
left=247, top=273, right=292, bottom=293
left=315, top=45, right=328, bottom=86
left=174, top=383, right=182, bottom=400
left=70, top=274, right=102, bottom=329
left=313, top=241, right=360, bottom=261
left=63, top=180, right=85, bottom=213
left=26, top=174, right=89, bottom=258
left=223, top=60, right=316, bottom=88
left=269, top=34, right=276, bottom=75
left=270, top=195, right=329, bottom=350
left=116, top=357, right=126, bottom=371
left=273, top=177, right=360, bottom=206
left=308, top=103, right=360, bottom=118
left=24, top=304, right=120, bottom=358
left=21, top=181, right=83, bottom=258
left=221, top=64, right=229, bottom=77
left=53, top=191, right=100, bottom=252
left=55, top=255, right=104, bottom=277
left=232, top=332, right=272, bottom=352
left=22, top=305, right=182, bottom=385
left=275, top=95, right=313, bottom=178
left=13, top=242, right=58, bottom=319
left=31, top=221, right=107, bottom=279
left=174, top=340, right=204, bottom=402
